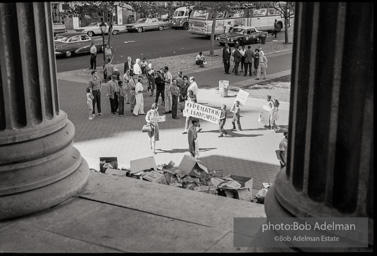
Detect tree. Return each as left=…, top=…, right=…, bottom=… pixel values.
left=271, top=2, right=295, bottom=43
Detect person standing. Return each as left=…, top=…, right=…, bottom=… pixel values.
left=244, top=45, right=253, bottom=76
left=239, top=45, right=246, bottom=73
left=187, top=76, right=198, bottom=98
left=133, top=58, right=142, bottom=78
left=231, top=100, right=242, bottom=131
left=107, top=75, right=119, bottom=114
left=146, top=63, right=155, bottom=97
left=175, top=71, right=184, bottom=90
left=188, top=119, right=200, bottom=159
left=88, top=70, right=102, bottom=117
left=123, top=69, right=131, bottom=104
left=123, top=56, right=134, bottom=75
left=170, top=79, right=180, bottom=119
left=90, top=42, right=97, bottom=70
left=233, top=45, right=242, bottom=75
left=223, top=21, right=232, bottom=34
left=117, top=80, right=126, bottom=117
left=163, top=66, right=172, bottom=114
left=129, top=73, right=138, bottom=112
left=272, top=19, right=279, bottom=38
left=278, top=132, right=288, bottom=168
left=112, top=66, right=120, bottom=81
left=218, top=104, right=228, bottom=137
left=179, top=75, right=189, bottom=112
left=183, top=90, right=201, bottom=134
left=271, top=99, right=280, bottom=131
left=264, top=95, right=274, bottom=128
left=145, top=103, right=160, bottom=154
left=140, top=57, right=148, bottom=79
left=86, top=87, right=94, bottom=120
left=133, top=77, right=145, bottom=116
left=104, top=59, right=114, bottom=81
left=154, top=71, right=165, bottom=105
left=104, top=44, right=113, bottom=63
left=222, top=43, right=231, bottom=74
left=252, top=48, right=260, bottom=76
left=256, top=51, right=268, bottom=80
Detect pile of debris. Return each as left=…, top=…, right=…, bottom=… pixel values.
left=93, top=155, right=272, bottom=203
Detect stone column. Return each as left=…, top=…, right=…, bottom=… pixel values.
left=264, top=2, right=373, bottom=251
left=0, top=3, right=89, bottom=220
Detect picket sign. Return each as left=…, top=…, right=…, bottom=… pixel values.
left=150, top=115, right=166, bottom=122
left=235, top=89, right=249, bottom=106
left=183, top=101, right=221, bottom=124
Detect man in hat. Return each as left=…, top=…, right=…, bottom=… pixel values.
left=278, top=132, right=288, bottom=168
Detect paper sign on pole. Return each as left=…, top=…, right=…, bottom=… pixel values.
left=183, top=101, right=221, bottom=124
left=150, top=115, right=166, bottom=122
left=235, top=89, right=249, bottom=106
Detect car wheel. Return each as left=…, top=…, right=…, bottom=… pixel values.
left=183, top=23, right=189, bottom=30
left=158, top=26, right=163, bottom=31
left=112, top=30, right=118, bottom=35
left=65, top=51, right=72, bottom=57
left=87, top=31, right=94, bottom=37
left=137, top=27, right=143, bottom=33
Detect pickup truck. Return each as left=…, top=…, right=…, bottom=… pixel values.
left=54, top=32, right=103, bottom=58
left=53, top=23, right=67, bottom=36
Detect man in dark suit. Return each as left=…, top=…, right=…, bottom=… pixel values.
left=222, top=43, right=231, bottom=74
left=233, top=45, right=242, bottom=75
left=244, top=45, right=254, bottom=76
left=123, top=56, right=134, bottom=76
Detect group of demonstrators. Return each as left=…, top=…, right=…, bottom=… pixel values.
left=222, top=43, right=268, bottom=80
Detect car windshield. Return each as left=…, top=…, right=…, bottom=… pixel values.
left=136, top=18, right=147, bottom=23
left=229, top=28, right=244, bottom=34
left=88, top=22, right=98, bottom=26
left=174, top=11, right=185, bottom=17
left=54, top=36, right=68, bottom=42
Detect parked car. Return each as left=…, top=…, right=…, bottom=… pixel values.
left=126, top=18, right=170, bottom=33
left=54, top=32, right=103, bottom=58
left=216, top=26, right=268, bottom=46
left=74, top=22, right=126, bottom=37
left=53, top=23, right=67, bottom=36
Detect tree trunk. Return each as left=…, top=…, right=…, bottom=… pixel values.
left=284, top=17, right=289, bottom=43
left=210, top=12, right=217, bottom=57
left=107, top=22, right=113, bottom=47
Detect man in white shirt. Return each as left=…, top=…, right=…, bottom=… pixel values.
left=187, top=76, right=198, bottom=100
left=163, top=66, right=173, bottom=114
left=239, top=45, right=246, bottom=73
left=90, top=42, right=97, bottom=70
left=224, top=21, right=232, bottom=34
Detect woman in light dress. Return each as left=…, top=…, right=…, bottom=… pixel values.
left=133, top=77, right=145, bottom=116
left=270, top=99, right=280, bottom=131
left=145, top=103, right=160, bottom=154
left=133, top=58, right=142, bottom=78
left=122, top=69, right=131, bottom=104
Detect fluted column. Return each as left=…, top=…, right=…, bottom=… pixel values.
left=0, top=3, right=89, bottom=220
left=264, top=2, right=373, bottom=251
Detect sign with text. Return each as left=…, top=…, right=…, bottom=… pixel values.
left=183, top=101, right=221, bottom=124
left=235, top=89, right=249, bottom=106
left=150, top=115, right=166, bottom=122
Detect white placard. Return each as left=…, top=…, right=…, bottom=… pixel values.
left=235, top=89, right=249, bottom=106
left=150, top=115, right=166, bottom=122
left=183, top=101, right=221, bottom=124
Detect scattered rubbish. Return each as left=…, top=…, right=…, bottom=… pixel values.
left=252, top=182, right=273, bottom=204
left=130, top=156, right=157, bottom=174
left=99, top=157, right=118, bottom=173
left=178, top=155, right=209, bottom=179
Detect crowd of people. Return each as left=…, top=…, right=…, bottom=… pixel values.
left=222, top=43, right=268, bottom=80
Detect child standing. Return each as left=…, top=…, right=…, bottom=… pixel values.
left=218, top=104, right=228, bottom=137
left=231, top=100, right=242, bottom=131
left=86, top=87, right=94, bottom=120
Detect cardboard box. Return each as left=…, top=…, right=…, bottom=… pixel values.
left=142, top=171, right=167, bottom=185
left=219, top=175, right=253, bottom=202
left=130, top=156, right=157, bottom=174
left=193, top=185, right=218, bottom=195
left=178, top=155, right=209, bottom=179
left=99, top=157, right=118, bottom=173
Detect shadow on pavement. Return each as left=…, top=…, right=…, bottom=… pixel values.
left=198, top=155, right=280, bottom=190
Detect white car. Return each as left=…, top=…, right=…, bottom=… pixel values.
left=75, top=22, right=126, bottom=37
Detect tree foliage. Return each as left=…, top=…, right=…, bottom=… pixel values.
left=271, top=2, right=295, bottom=43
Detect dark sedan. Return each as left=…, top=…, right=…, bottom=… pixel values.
left=216, top=26, right=268, bottom=46
left=54, top=32, right=103, bottom=58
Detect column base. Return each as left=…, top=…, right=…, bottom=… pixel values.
left=0, top=158, right=89, bottom=220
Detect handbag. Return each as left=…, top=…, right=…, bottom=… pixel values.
left=142, top=124, right=152, bottom=133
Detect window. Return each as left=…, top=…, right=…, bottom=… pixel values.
left=136, top=18, right=147, bottom=23
left=151, top=18, right=158, bottom=22
left=248, top=28, right=256, bottom=34
left=191, top=10, right=208, bottom=19
left=81, top=35, right=89, bottom=41
left=184, top=11, right=189, bottom=16
left=68, top=36, right=80, bottom=43
left=211, top=11, right=225, bottom=19
left=54, top=36, right=68, bottom=42
left=253, top=8, right=267, bottom=17
left=268, top=8, right=280, bottom=16
left=229, top=28, right=244, bottom=34
left=174, top=11, right=185, bottom=17
left=228, top=10, right=245, bottom=18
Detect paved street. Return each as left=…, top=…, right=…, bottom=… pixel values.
left=56, top=27, right=291, bottom=72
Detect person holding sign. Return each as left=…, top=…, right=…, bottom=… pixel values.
left=188, top=119, right=200, bottom=159
left=182, top=90, right=201, bottom=134
left=145, top=103, right=160, bottom=154
left=231, top=100, right=242, bottom=131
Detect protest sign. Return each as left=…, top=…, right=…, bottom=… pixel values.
left=150, top=115, right=166, bottom=122
left=183, top=101, right=221, bottom=124
left=235, top=89, right=249, bottom=106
